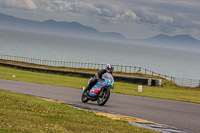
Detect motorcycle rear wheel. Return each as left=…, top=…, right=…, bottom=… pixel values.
left=97, top=88, right=110, bottom=106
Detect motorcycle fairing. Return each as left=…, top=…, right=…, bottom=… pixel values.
left=89, top=79, right=114, bottom=97
left=89, top=80, right=105, bottom=97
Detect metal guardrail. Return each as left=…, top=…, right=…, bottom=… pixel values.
left=173, top=78, right=200, bottom=88
left=0, top=62, right=161, bottom=86
left=0, top=54, right=199, bottom=87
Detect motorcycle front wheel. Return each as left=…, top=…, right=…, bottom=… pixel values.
left=97, top=88, right=110, bottom=106
left=81, top=90, right=89, bottom=103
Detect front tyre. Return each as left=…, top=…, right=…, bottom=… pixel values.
left=81, top=90, right=89, bottom=103
left=97, top=88, right=110, bottom=106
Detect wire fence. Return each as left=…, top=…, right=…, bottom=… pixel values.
left=0, top=54, right=199, bottom=87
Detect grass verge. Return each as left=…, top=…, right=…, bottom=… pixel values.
left=0, top=66, right=200, bottom=104
left=0, top=90, right=157, bottom=133
left=0, top=59, right=176, bottom=86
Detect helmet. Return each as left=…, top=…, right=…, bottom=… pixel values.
left=105, top=64, right=114, bottom=73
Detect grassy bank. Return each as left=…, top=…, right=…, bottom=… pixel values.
left=0, top=66, right=200, bottom=103
left=0, top=59, right=175, bottom=86
left=0, top=90, right=156, bottom=133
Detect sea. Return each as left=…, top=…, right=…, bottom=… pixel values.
left=0, top=28, right=200, bottom=81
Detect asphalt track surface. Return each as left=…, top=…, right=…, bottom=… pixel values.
left=0, top=79, right=200, bottom=133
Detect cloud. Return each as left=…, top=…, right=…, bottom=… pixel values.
left=0, top=0, right=37, bottom=10
left=118, top=10, right=139, bottom=22
left=1, top=0, right=200, bottom=39
left=46, top=1, right=139, bottom=23
left=71, top=2, right=100, bottom=15
left=158, top=16, right=173, bottom=23
left=129, top=3, right=200, bottom=36
left=193, top=21, right=200, bottom=25
left=0, top=0, right=139, bottom=23
left=134, top=8, right=174, bottom=25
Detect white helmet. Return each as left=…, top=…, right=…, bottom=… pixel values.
left=105, top=64, right=114, bottom=73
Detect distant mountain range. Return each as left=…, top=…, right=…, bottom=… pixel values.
left=0, top=13, right=200, bottom=45
left=144, top=34, right=200, bottom=45
left=0, top=13, right=125, bottom=40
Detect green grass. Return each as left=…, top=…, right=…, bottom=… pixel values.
left=0, top=90, right=157, bottom=133
left=114, top=82, right=200, bottom=103
left=0, top=66, right=200, bottom=104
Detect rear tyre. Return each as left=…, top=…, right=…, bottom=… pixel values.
left=81, top=90, right=89, bottom=103
left=97, top=88, right=110, bottom=106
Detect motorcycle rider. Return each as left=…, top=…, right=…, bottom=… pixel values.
left=85, top=64, right=114, bottom=92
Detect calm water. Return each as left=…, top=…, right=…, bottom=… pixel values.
left=0, top=29, right=200, bottom=80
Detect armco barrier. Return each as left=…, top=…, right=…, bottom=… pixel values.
left=0, top=62, right=161, bottom=86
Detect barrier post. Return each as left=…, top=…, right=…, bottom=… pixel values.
left=77, top=62, right=79, bottom=68
left=55, top=61, right=58, bottom=66
left=182, top=78, right=184, bottom=86
left=69, top=62, right=71, bottom=67
left=81, top=63, right=83, bottom=68
left=139, top=67, right=141, bottom=73
left=73, top=62, right=76, bottom=68
left=67, top=61, right=69, bottom=67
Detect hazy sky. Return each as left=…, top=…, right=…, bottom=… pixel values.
left=0, top=0, right=200, bottom=40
